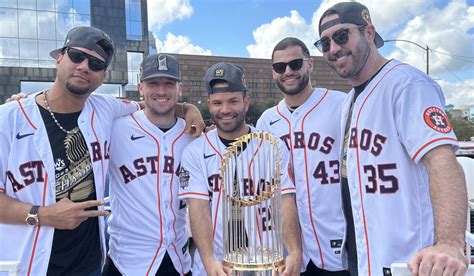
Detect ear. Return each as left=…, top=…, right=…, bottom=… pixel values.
left=177, top=82, right=184, bottom=96
left=307, top=57, right=314, bottom=73
left=243, top=94, right=250, bottom=112
left=365, top=24, right=377, bottom=45
left=138, top=82, right=144, bottom=98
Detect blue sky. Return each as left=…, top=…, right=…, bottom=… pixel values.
left=147, top=0, right=474, bottom=107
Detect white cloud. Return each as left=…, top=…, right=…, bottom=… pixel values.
left=147, top=0, right=193, bottom=31
left=438, top=79, right=474, bottom=107
left=246, top=10, right=316, bottom=58
left=155, top=33, right=212, bottom=55
left=388, top=0, right=474, bottom=75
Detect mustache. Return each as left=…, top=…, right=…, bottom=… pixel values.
left=328, top=50, right=351, bottom=61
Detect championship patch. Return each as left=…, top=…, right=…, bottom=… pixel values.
left=423, top=106, right=452, bottom=133
left=214, top=69, right=224, bottom=77
left=178, top=166, right=190, bottom=189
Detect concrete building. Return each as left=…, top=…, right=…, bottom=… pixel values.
left=0, top=0, right=352, bottom=104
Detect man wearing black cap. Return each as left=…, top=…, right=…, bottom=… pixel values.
left=103, top=53, right=192, bottom=275
left=0, top=26, right=203, bottom=275
left=317, top=2, right=467, bottom=276
left=178, top=62, right=302, bottom=275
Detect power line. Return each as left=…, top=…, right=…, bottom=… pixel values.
left=429, top=48, right=474, bottom=60
left=430, top=51, right=474, bottom=89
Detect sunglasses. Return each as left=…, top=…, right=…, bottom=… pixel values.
left=65, top=47, right=107, bottom=72
left=314, top=26, right=365, bottom=53
left=272, top=58, right=309, bottom=74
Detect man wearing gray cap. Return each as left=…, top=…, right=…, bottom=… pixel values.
left=178, top=62, right=302, bottom=276
left=103, top=53, right=192, bottom=276
left=0, top=26, right=203, bottom=275
left=317, top=2, right=467, bottom=276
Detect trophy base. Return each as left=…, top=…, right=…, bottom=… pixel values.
left=223, top=249, right=284, bottom=271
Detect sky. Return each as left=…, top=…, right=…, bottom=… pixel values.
left=147, top=0, right=474, bottom=108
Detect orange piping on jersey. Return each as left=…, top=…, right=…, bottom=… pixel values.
left=170, top=128, right=187, bottom=274
left=27, top=171, right=48, bottom=275
left=299, top=88, right=329, bottom=268
left=89, top=110, right=106, bottom=193
left=412, top=137, right=458, bottom=161
left=276, top=106, right=295, bottom=188
left=354, top=63, right=406, bottom=276
left=204, top=132, right=224, bottom=239
left=281, top=187, right=296, bottom=192
left=171, top=242, right=185, bottom=275
left=131, top=114, right=164, bottom=276
left=178, top=191, right=209, bottom=197
left=18, top=100, right=37, bottom=130
left=248, top=138, right=265, bottom=245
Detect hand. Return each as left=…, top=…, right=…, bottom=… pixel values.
left=5, top=92, right=29, bottom=103
left=39, top=198, right=108, bottom=229
left=204, top=260, right=231, bottom=276
left=183, top=103, right=205, bottom=138
left=408, top=243, right=468, bottom=276
left=279, top=254, right=301, bottom=276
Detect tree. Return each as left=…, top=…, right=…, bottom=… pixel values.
left=447, top=114, right=474, bottom=141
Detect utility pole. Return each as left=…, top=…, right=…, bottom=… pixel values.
left=384, top=39, right=429, bottom=75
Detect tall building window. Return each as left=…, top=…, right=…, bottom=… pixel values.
left=127, top=51, right=143, bottom=90
left=0, top=0, right=91, bottom=68
left=125, top=0, right=142, bottom=40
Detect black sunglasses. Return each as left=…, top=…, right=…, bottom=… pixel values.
left=314, top=26, right=365, bottom=53
left=272, top=58, right=309, bottom=74
left=65, top=47, right=107, bottom=72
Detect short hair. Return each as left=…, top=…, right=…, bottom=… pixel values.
left=271, top=37, right=310, bottom=60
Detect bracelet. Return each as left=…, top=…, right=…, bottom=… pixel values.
left=181, top=102, right=187, bottom=117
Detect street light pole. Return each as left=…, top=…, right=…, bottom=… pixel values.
left=384, top=39, right=429, bottom=75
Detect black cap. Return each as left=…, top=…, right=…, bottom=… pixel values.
left=139, top=54, right=181, bottom=81
left=204, top=62, right=247, bottom=94
left=319, top=2, right=384, bottom=48
left=49, top=26, right=115, bottom=65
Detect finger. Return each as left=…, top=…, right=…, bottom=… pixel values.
left=408, top=253, right=423, bottom=276
left=76, top=200, right=105, bottom=210
left=83, top=210, right=109, bottom=217
left=418, top=256, right=435, bottom=276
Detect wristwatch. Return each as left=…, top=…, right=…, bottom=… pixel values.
left=25, top=205, right=40, bottom=226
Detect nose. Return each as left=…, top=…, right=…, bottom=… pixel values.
left=75, top=59, right=91, bottom=72
left=220, top=102, right=232, bottom=113
left=328, top=39, right=342, bottom=55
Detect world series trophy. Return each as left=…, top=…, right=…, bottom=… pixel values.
left=220, top=131, right=284, bottom=275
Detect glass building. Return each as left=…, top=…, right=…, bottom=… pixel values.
left=0, top=0, right=151, bottom=100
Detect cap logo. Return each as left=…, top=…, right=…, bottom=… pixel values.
left=361, top=9, right=371, bottom=24
left=215, top=69, right=224, bottom=77
left=158, top=55, right=168, bottom=71
left=102, top=31, right=111, bottom=41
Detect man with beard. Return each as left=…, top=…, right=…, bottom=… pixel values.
left=256, top=37, right=349, bottom=275
left=178, top=62, right=302, bottom=276
left=317, top=2, right=467, bottom=276
left=0, top=26, right=203, bottom=275
left=103, top=53, right=193, bottom=275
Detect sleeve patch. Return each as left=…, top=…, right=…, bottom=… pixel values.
left=423, top=106, right=452, bottom=133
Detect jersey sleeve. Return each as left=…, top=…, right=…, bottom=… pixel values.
left=278, top=139, right=296, bottom=194
left=178, top=142, right=210, bottom=201
left=256, top=109, right=271, bottom=132
left=0, top=106, right=10, bottom=193
left=394, top=79, right=458, bottom=163
left=106, top=96, right=141, bottom=119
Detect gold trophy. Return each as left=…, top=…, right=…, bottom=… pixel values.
left=221, top=131, right=284, bottom=275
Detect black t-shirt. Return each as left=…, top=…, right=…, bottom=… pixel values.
left=38, top=102, right=101, bottom=275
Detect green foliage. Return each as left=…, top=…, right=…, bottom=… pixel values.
left=447, top=113, right=474, bottom=141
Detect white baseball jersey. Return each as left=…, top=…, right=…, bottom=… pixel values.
left=177, top=128, right=296, bottom=276
left=0, top=92, right=139, bottom=275
left=107, top=110, right=192, bottom=275
left=256, top=88, right=347, bottom=271
left=341, top=60, right=458, bottom=275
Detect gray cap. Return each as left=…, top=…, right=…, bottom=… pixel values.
left=319, top=2, right=384, bottom=48
left=204, top=62, right=247, bottom=94
left=140, top=54, right=181, bottom=81
left=49, top=26, right=115, bottom=65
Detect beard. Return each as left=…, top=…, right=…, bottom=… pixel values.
left=326, top=36, right=370, bottom=80
left=211, top=109, right=246, bottom=135
left=276, top=71, right=310, bottom=96
left=66, top=81, right=92, bottom=96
